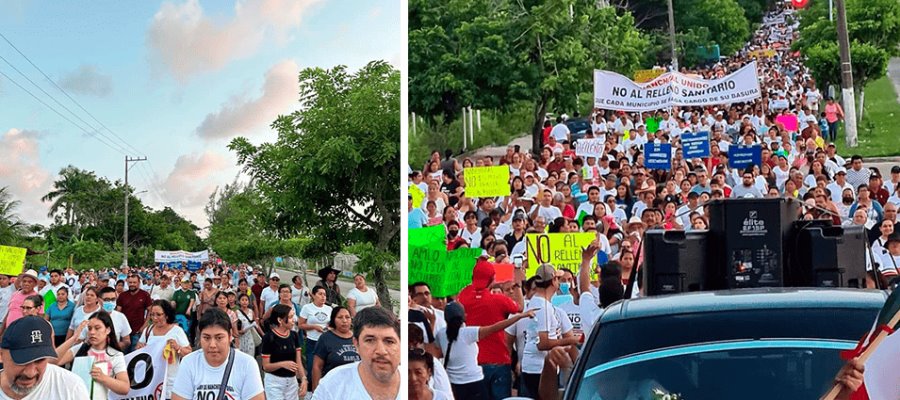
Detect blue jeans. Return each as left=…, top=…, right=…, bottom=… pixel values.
left=305, top=337, right=317, bottom=385
left=480, top=364, right=512, bottom=400
left=128, top=333, right=141, bottom=353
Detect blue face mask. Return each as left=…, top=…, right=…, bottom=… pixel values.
left=560, top=282, right=570, bottom=294
left=103, top=301, right=116, bottom=312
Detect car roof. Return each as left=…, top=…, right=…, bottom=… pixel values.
left=600, top=288, right=888, bottom=323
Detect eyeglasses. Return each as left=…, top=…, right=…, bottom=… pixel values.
left=20, top=306, right=34, bottom=311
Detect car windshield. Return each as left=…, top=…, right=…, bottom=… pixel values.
left=571, top=340, right=853, bottom=400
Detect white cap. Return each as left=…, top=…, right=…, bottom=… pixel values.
left=269, top=272, right=280, bottom=279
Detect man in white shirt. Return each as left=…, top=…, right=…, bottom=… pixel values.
left=150, top=274, right=175, bottom=302
left=0, top=317, right=89, bottom=399
left=828, top=169, right=855, bottom=204
left=37, top=270, right=69, bottom=301
left=259, top=273, right=281, bottom=313
left=290, top=275, right=310, bottom=308
left=530, top=190, right=562, bottom=223
left=731, top=170, right=765, bottom=198
left=312, top=307, right=401, bottom=399
left=549, top=117, right=570, bottom=143
left=0, top=275, right=16, bottom=328
left=409, top=282, right=445, bottom=343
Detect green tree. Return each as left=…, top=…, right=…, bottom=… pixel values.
left=0, top=187, right=26, bottom=245
left=674, top=0, right=750, bottom=59
left=230, top=61, right=400, bottom=307
left=205, top=182, right=283, bottom=264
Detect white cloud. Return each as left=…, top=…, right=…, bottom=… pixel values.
left=0, top=129, right=52, bottom=224
left=146, top=0, right=321, bottom=82
left=57, top=65, right=113, bottom=97
left=157, top=151, right=237, bottom=226
left=196, top=60, right=299, bottom=139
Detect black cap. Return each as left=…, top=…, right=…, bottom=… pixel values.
left=892, top=166, right=900, bottom=174
left=0, top=316, right=57, bottom=364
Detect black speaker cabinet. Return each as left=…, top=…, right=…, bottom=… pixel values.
left=643, top=229, right=709, bottom=295
left=789, top=222, right=869, bottom=288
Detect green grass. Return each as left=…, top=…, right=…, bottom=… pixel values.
left=834, top=76, right=900, bottom=157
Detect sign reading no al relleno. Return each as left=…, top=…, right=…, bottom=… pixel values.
left=594, top=61, right=761, bottom=111
left=0, top=245, right=26, bottom=276
left=464, top=165, right=511, bottom=198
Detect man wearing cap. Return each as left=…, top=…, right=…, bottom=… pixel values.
left=259, top=273, right=281, bottom=314
left=0, top=316, right=88, bottom=399
left=2, top=271, right=40, bottom=333
left=457, top=258, right=523, bottom=400
left=828, top=168, right=854, bottom=204
left=875, top=233, right=900, bottom=287
left=316, top=266, right=343, bottom=306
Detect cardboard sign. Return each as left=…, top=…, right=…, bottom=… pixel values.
left=525, top=233, right=597, bottom=280
left=408, top=246, right=482, bottom=298
left=575, top=138, right=605, bottom=159
left=729, top=145, right=762, bottom=169
left=681, top=131, right=711, bottom=158
left=644, top=143, right=673, bottom=170
left=409, top=184, right=426, bottom=209
left=409, top=225, right=446, bottom=249
left=494, top=263, right=515, bottom=284
left=0, top=245, right=26, bottom=277
left=464, top=166, right=511, bottom=198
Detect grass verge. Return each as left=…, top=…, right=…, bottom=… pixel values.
left=834, top=76, right=900, bottom=157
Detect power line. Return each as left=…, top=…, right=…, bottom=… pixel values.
left=0, top=53, right=133, bottom=156
left=0, top=68, right=128, bottom=155
left=0, top=32, right=145, bottom=157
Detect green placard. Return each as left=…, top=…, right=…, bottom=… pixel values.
left=409, top=225, right=446, bottom=249
left=409, top=246, right=481, bottom=298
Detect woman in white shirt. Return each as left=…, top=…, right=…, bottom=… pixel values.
left=137, top=300, right=192, bottom=399
left=429, top=302, right=534, bottom=400
left=346, top=274, right=380, bottom=317
left=56, top=311, right=131, bottom=396
left=299, top=286, right=333, bottom=385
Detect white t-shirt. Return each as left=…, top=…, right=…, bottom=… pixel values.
left=555, top=299, right=582, bottom=337
left=151, top=285, right=175, bottom=302
left=172, top=349, right=264, bottom=400
left=300, top=303, right=333, bottom=341
left=312, top=362, right=400, bottom=400
left=74, top=308, right=132, bottom=342
left=346, top=287, right=378, bottom=313
left=435, top=326, right=483, bottom=385
left=291, top=285, right=310, bottom=308
left=139, top=324, right=191, bottom=399
left=0, top=364, right=89, bottom=400
left=39, top=282, right=70, bottom=300
left=532, top=205, right=563, bottom=223
left=578, top=292, right=602, bottom=341
left=0, top=285, right=15, bottom=324
left=259, top=287, right=279, bottom=313
left=69, top=345, right=126, bottom=377
left=522, top=296, right=561, bottom=374
left=411, top=307, right=446, bottom=344
left=550, top=123, right=570, bottom=141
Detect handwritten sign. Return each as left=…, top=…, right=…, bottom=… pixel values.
left=644, top=143, right=672, bottom=170
left=408, top=246, right=482, bottom=298
left=681, top=131, right=711, bottom=158
left=526, top=233, right=598, bottom=280
left=575, top=138, right=605, bottom=159
left=409, top=225, right=446, bottom=249
left=0, top=245, right=26, bottom=276
left=729, top=144, right=762, bottom=169
left=464, top=166, right=511, bottom=198
left=409, top=184, right=425, bottom=209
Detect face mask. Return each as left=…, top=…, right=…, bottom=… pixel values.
left=843, top=196, right=854, bottom=204
left=448, top=230, right=459, bottom=239
left=560, top=282, right=570, bottom=294
left=103, top=301, right=116, bottom=312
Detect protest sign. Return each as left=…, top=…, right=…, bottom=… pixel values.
left=644, top=143, right=673, bottom=170
left=775, top=114, right=799, bottom=132
left=749, top=49, right=776, bottom=58
left=575, top=138, right=605, bottom=159
left=409, top=246, right=481, bottom=298
left=633, top=68, right=665, bottom=83
left=494, top=263, right=515, bottom=284
left=464, top=166, right=511, bottom=198
left=681, top=131, right=711, bottom=158
left=0, top=245, right=26, bottom=276
left=594, top=61, right=761, bottom=111
left=526, top=233, right=597, bottom=280
left=154, top=250, right=209, bottom=263
left=729, top=145, right=762, bottom=168
left=409, top=224, right=446, bottom=249
left=109, top=339, right=168, bottom=400
left=409, top=184, right=425, bottom=209
left=771, top=99, right=789, bottom=110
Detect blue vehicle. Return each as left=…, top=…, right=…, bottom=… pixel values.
left=563, top=288, right=885, bottom=400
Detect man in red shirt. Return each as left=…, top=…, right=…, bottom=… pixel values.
left=457, top=258, right=524, bottom=400
left=116, top=274, right=152, bottom=353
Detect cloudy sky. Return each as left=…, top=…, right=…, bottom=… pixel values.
left=0, top=0, right=402, bottom=229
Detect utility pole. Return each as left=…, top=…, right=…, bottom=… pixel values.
left=123, top=155, right=147, bottom=268
left=835, top=0, right=858, bottom=147
left=667, top=0, right=678, bottom=71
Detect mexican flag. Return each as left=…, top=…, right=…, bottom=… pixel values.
left=829, top=289, right=900, bottom=399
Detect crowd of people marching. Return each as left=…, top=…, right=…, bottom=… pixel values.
left=0, top=262, right=400, bottom=399
left=407, top=3, right=900, bottom=400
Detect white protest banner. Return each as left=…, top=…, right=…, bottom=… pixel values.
left=594, top=61, right=762, bottom=111
left=109, top=339, right=168, bottom=400
left=154, top=250, right=209, bottom=263
left=575, top=138, right=605, bottom=159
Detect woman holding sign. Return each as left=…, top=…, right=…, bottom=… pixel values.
left=56, top=311, right=131, bottom=395
left=137, top=300, right=192, bottom=400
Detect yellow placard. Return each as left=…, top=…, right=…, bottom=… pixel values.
left=525, top=233, right=598, bottom=280
left=409, top=184, right=426, bottom=209
left=633, top=68, right=665, bottom=83
left=750, top=49, right=776, bottom=58
left=464, top=165, right=511, bottom=198
left=0, top=245, right=27, bottom=277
